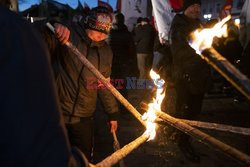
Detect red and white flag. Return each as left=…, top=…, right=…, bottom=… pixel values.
left=151, top=0, right=175, bottom=41
left=121, top=0, right=149, bottom=31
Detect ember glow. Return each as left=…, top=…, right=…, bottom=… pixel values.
left=142, top=70, right=165, bottom=141
left=189, top=16, right=231, bottom=55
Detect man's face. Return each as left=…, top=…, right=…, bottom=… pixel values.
left=86, top=29, right=108, bottom=42
left=184, top=4, right=201, bottom=19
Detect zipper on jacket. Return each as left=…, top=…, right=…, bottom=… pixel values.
left=69, top=45, right=90, bottom=123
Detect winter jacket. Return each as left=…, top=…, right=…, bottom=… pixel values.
left=0, top=6, right=77, bottom=166
left=39, top=21, right=119, bottom=123
left=134, top=24, right=156, bottom=54
left=169, top=14, right=210, bottom=94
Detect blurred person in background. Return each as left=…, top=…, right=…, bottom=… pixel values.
left=107, top=12, right=136, bottom=114
left=169, top=0, right=210, bottom=162
left=134, top=17, right=156, bottom=79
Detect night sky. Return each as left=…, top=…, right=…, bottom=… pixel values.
left=19, top=0, right=117, bottom=11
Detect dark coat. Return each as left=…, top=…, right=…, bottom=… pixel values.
left=134, top=24, right=156, bottom=54
left=108, top=23, right=135, bottom=66
left=107, top=23, right=136, bottom=78
left=170, top=14, right=210, bottom=94
left=39, top=21, right=118, bottom=123
left=0, top=6, right=74, bottom=166
left=240, top=41, right=250, bottom=77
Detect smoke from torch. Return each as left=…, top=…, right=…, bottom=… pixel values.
left=142, top=70, right=165, bottom=141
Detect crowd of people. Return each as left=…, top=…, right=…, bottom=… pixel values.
left=1, top=0, right=250, bottom=166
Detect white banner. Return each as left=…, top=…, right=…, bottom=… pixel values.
left=121, top=0, right=149, bottom=31
left=240, top=0, right=250, bottom=24
left=240, top=0, right=250, bottom=47
left=151, top=0, right=175, bottom=41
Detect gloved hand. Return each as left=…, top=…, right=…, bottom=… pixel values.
left=54, top=23, right=70, bottom=44
left=109, top=120, right=118, bottom=133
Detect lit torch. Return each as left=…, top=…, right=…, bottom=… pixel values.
left=142, top=70, right=165, bottom=141
left=95, top=70, right=165, bottom=167
left=189, top=16, right=250, bottom=100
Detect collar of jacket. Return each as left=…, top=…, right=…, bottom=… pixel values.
left=175, top=14, right=201, bottom=26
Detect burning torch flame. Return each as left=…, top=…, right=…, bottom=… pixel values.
left=142, top=70, right=165, bottom=141
left=189, top=16, right=231, bottom=55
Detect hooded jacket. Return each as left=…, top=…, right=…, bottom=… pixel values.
left=169, top=14, right=210, bottom=94
left=39, top=21, right=119, bottom=123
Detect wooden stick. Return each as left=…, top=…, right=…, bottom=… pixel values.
left=96, top=134, right=148, bottom=167
left=201, top=48, right=250, bottom=100
left=140, top=102, right=250, bottom=136
left=181, top=119, right=250, bottom=136
left=140, top=102, right=250, bottom=165
left=66, top=40, right=148, bottom=126
left=156, top=110, right=250, bottom=165
left=47, top=23, right=250, bottom=165
left=46, top=23, right=146, bottom=127
left=112, top=131, right=126, bottom=167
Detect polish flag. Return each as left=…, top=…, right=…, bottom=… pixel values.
left=151, top=0, right=175, bottom=41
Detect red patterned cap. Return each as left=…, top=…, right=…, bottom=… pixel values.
left=85, top=6, right=112, bottom=34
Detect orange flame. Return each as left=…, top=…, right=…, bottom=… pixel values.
left=189, top=16, right=231, bottom=55
left=234, top=18, right=240, bottom=28
left=142, top=70, right=165, bottom=141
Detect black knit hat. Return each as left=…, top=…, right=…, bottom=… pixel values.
left=183, top=0, right=201, bottom=11
left=84, top=6, right=112, bottom=34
